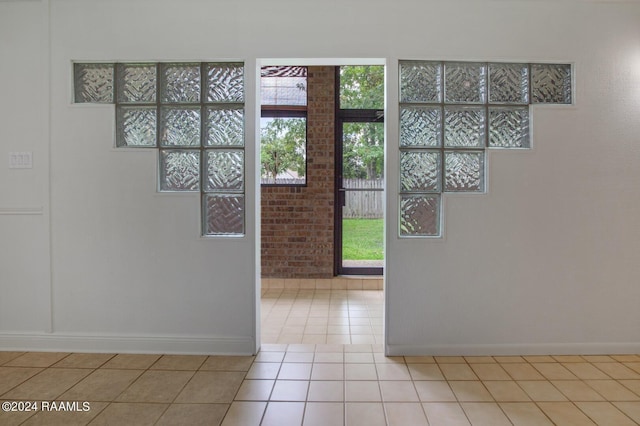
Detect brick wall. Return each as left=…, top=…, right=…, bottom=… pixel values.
left=261, top=66, right=335, bottom=278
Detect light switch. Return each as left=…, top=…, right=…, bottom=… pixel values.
left=9, top=152, right=33, bottom=169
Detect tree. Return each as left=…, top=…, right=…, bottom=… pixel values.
left=260, top=117, right=306, bottom=182
left=340, top=66, right=385, bottom=180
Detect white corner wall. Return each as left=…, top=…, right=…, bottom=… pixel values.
left=1, top=0, right=640, bottom=355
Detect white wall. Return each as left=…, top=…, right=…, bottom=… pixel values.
left=1, top=0, right=639, bottom=355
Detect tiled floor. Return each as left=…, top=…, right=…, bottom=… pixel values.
left=1, top=348, right=640, bottom=425
left=261, top=289, right=384, bottom=345
left=1, top=288, right=640, bottom=425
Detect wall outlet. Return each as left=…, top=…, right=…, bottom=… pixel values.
left=9, top=152, right=33, bottom=169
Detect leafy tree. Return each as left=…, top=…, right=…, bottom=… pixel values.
left=260, top=118, right=306, bottom=182
left=340, top=66, right=385, bottom=180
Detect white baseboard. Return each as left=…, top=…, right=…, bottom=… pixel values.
left=386, top=342, right=640, bottom=357
left=0, top=332, right=256, bottom=355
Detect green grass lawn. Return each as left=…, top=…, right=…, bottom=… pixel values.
left=342, top=218, right=383, bottom=260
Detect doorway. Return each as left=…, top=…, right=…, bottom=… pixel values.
left=335, top=65, right=384, bottom=276
left=258, top=60, right=386, bottom=347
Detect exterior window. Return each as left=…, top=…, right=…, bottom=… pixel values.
left=399, top=60, right=571, bottom=237
left=260, top=66, right=307, bottom=185
left=74, top=62, right=246, bottom=236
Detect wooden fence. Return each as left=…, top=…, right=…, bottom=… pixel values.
left=343, top=178, right=383, bottom=219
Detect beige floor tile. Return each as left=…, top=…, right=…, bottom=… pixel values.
left=345, top=353, right=374, bottom=364
left=537, top=402, right=597, bottom=425
left=404, top=356, right=435, bottom=364
left=19, top=401, right=108, bottom=426
left=60, top=369, right=143, bottom=401
left=517, top=380, right=568, bottom=402
left=551, top=380, right=605, bottom=401
left=620, top=379, right=640, bottom=396
left=499, top=402, right=554, bottom=426
left=101, top=354, right=161, bottom=370
left=552, top=355, right=585, bottom=363
left=261, top=401, right=305, bottom=426
left=531, top=362, right=578, bottom=380
left=221, top=401, right=266, bottom=426
left=4, top=352, right=70, bottom=368
left=448, top=381, right=494, bottom=402
left=414, top=381, right=457, bottom=402
left=270, top=380, right=309, bottom=401
left=379, top=380, right=419, bottom=402
left=235, top=379, right=274, bottom=401
left=408, top=364, right=444, bottom=381
left=283, top=352, right=314, bottom=363
left=593, top=362, right=640, bottom=379
left=245, top=363, right=281, bottom=380
left=151, top=355, right=207, bottom=371
left=384, top=402, right=429, bottom=426
left=345, top=363, right=378, bottom=381
left=115, top=370, right=194, bottom=403
left=175, top=371, right=245, bottom=403
left=200, top=356, right=254, bottom=372
left=483, top=380, right=531, bottom=402
left=345, top=402, right=386, bottom=426
left=278, top=363, right=312, bottom=380
left=435, top=356, right=466, bottom=364
left=422, top=402, right=471, bottom=426
left=2, top=368, right=91, bottom=400
left=89, top=402, right=168, bottom=426
left=326, top=335, right=353, bottom=344
left=345, top=380, right=381, bottom=401
left=344, top=344, right=373, bottom=353
left=315, top=344, right=345, bottom=353
left=351, top=335, right=376, bottom=344
left=0, top=407, right=36, bottom=426
left=585, top=379, right=640, bottom=401
left=375, top=363, right=411, bottom=381
left=0, top=367, right=43, bottom=395
left=469, top=363, right=511, bottom=380
left=254, top=352, right=285, bottom=363
left=51, top=353, right=115, bottom=369
left=562, top=362, right=611, bottom=379
left=0, top=352, right=25, bottom=366
left=576, top=401, right=637, bottom=426
left=501, top=363, right=545, bottom=381
left=523, top=355, right=555, bottom=363
left=493, top=356, right=526, bottom=363
left=311, top=363, right=344, bottom=380
left=613, top=402, right=640, bottom=423
left=464, top=356, right=496, bottom=364
left=155, top=403, right=228, bottom=426
left=439, top=364, right=478, bottom=381
left=626, top=363, right=640, bottom=374
left=611, top=355, right=640, bottom=362
left=307, top=380, right=344, bottom=401
left=313, top=352, right=343, bottom=363
left=582, top=355, right=615, bottom=362
left=461, top=402, right=511, bottom=426
left=260, top=344, right=288, bottom=352
left=303, top=402, right=344, bottom=426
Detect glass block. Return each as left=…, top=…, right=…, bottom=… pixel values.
left=444, top=151, right=485, bottom=192
left=205, top=149, right=244, bottom=191
left=400, top=106, right=442, bottom=147
left=488, top=63, right=528, bottom=104
left=400, top=194, right=440, bottom=237
left=489, top=106, right=530, bottom=148
left=203, top=194, right=245, bottom=236
left=444, top=106, right=486, bottom=148
left=116, top=106, right=157, bottom=147
left=444, top=62, right=486, bottom=104
left=74, top=63, right=114, bottom=103
left=206, top=63, right=244, bottom=103
left=205, top=106, right=244, bottom=146
left=160, top=107, right=201, bottom=146
left=400, top=150, right=441, bottom=192
left=531, top=64, right=572, bottom=104
left=399, top=61, right=442, bottom=103
left=160, top=63, right=201, bottom=103
left=159, top=149, right=200, bottom=191
left=116, top=63, right=157, bottom=103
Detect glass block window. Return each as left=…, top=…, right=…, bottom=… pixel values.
left=399, top=60, right=571, bottom=237
left=74, top=61, right=245, bottom=237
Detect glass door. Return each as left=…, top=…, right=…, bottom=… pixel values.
left=335, top=65, right=385, bottom=275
